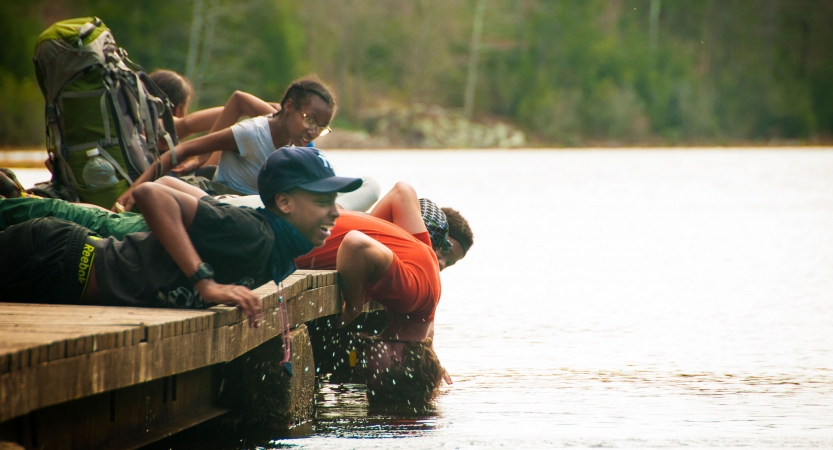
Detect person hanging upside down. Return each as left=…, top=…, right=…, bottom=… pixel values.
left=294, top=182, right=474, bottom=405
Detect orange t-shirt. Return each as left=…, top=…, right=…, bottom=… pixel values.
left=294, top=210, right=441, bottom=322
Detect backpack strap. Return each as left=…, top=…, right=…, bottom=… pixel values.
left=160, top=130, right=177, bottom=167
left=50, top=146, right=81, bottom=202
left=45, top=105, right=62, bottom=157
left=63, top=141, right=134, bottom=185
left=96, top=144, right=134, bottom=184
left=139, top=72, right=179, bottom=146
left=105, top=76, right=134, bottom=153
left=105, top=72, right=151, bottom=177
left=99, top=91, right=115, bottom=146
left=133, top=72, right=158, bottom=153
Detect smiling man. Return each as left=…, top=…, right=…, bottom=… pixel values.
left=0, top=147, right=361, bottom=327
left=294, top=182, right=474, bottom=404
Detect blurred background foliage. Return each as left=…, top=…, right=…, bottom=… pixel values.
left=1, top=0, right=832, bottom=147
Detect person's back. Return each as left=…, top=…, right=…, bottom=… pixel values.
left=92, top=196, right=273, bottom=308
left=0, top=147, right=362, bottom=327
left=295, top=209, right=441, bottom=322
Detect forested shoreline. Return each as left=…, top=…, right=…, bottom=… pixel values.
left=1, top=0, right=831, bottom=147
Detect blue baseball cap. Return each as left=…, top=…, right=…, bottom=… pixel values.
left=258, top=146, right=362, bottom=203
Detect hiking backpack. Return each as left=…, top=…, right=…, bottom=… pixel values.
left=33, top=17, right=178, bottom=208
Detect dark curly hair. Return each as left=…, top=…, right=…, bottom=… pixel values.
left=366, top=338, right=443, bottom=406
left=441, top=207, right=473, bottom=255
left=280, top=75, right=336, bottom=113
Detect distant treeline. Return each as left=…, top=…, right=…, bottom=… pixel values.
left=2, top=0, right=832, bottom=146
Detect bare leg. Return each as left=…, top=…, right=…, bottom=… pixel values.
left=368, top=182, right=427, bottom=235
left=335, top=177, right=380, bottom=212
left=154, top=176, right=210, bottom=199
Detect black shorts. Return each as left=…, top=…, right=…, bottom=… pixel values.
left=0, top=217, right=95, bottom=304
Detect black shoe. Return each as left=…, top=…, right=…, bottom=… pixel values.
left=0, top=168, right=24, bottom=198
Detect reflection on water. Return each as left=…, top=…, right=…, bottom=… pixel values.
left=312, top=382, right=438, bottom=439
left=15, top=148, right=833, bottom=448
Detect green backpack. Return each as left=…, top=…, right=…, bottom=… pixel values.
left=33, top=17, right=178, bottom=208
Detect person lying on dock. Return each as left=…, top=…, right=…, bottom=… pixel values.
left=0, top=147, right=361, bottom=328
left=294, top=182, right=474, bottom=404
left=0, top=163, right=380, bottom=238
left=116, top=77, right=340, bottom=211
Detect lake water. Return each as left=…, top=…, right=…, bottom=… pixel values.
left=13, top=148, right=833, bottom=448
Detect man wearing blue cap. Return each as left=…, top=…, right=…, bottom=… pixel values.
left=0, top=147, right=362, bottom=328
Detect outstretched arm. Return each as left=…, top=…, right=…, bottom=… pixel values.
left=132, top=182, right=262, bottom=327
left=174, top=91, right=279, bottom=140
left=335, top=230, right=393, bottom=327
left=116, top=127, right=238, bottom=211
left=181, top=91, right=280, bottom=169
left=368, top=182, right=427, bottom=235
left=174, top=106, right=223, bottom=139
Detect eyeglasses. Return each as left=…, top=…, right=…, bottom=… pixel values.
left=301, top=111, right=331, bottom=137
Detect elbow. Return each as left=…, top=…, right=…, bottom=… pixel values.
left=342, top=230, right=373, bottom=254
left=339, top=231, right=379, bottom=267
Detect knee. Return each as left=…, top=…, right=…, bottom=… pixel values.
left=391, top=181, right=416, bottom=200
left=154, top=176, right=179, bottom=188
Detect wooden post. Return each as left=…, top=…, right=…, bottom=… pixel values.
left=220, top=325, right=316, bottom=429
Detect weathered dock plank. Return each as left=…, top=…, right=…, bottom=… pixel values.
left=0, top=270, right=376, bottom=426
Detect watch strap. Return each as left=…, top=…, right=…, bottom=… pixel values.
left=188, top=262, right=214, bottom=285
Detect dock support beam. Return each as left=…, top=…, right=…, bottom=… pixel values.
left=221, top=324, right=316, bottom=429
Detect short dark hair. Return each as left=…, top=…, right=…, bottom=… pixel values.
left=441, top=207, right=473, bottom=255
left=280, top=76, right=336, bottom=113
left=366, top=338, right=443, bottom=406
left=149, top=69, right=195, bottom=111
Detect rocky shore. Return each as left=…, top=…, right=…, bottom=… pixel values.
left=316, top=104, right=526, bottom=149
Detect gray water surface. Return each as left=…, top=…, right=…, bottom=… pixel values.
left=18, top=148, right=833, bottom=448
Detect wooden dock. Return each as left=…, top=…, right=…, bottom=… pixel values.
left=0, top=270, right=374, bottom=449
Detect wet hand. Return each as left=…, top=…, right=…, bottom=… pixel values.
left=197, top=280, right=263, bottom=328
left=443, top=369, right=453, bottom=385
left=334, top=307, right=361, bottom=329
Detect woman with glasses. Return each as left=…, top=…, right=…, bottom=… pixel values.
left=116, top=77, right=337, bottom=211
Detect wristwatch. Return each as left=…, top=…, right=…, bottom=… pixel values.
left=188, top=262, right=215, bottom=285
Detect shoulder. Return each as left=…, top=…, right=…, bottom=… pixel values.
left=231, top=115, right=271, bottom=138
